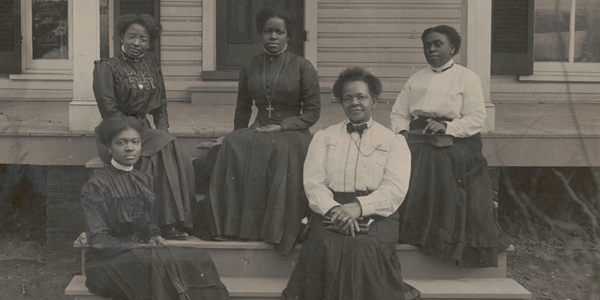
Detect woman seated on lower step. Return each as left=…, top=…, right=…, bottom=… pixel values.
left=80, top=117, right=230, bottom=300
left=282, top=68, right=420, bottom=300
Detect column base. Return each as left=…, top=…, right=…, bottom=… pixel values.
left=482, top=102, right=495, bottom=133
left=69, top=101, right=101, bottom=132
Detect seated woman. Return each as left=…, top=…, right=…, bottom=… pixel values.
left=391, top=25, right=512, bottom=268
left=81, top=117, right=229, bottom=300
left=93, top=14, right=194, bottom=240
left=282, top=67, right=420, bottom=300
left=206, top=8, right=320, bottom=255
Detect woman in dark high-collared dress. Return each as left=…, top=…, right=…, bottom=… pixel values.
left=93, top=14, right=194, bottom=240
left=206, top=8, right=321, bottom=256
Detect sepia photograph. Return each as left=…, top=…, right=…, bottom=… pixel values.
left=0, top=0, right=599, bottom=299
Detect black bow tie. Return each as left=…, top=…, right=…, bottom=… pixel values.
left=346, top=123, right=368, bottom=137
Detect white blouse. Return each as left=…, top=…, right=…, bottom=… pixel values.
left=303, top=118, right=411, bottom=217
left=390, top=60, right=486, bottom=138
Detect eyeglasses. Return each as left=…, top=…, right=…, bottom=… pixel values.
left=125, top=34, right=149, bottom=45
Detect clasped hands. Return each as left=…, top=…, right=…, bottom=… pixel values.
left=325, top=201, right=363, bottom=237
left=253, top=124, right=283, bottom=133
left=422, top=118, right=447, bottom=134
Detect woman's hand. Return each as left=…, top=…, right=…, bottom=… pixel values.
left=148, top=236, right=165, bottom=245
left=254, top=124, right=283, bottom=133
left=328, top=202, right=362, bottom=237
left=423, top=119, right=447, bottom=134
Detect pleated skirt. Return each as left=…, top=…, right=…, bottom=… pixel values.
left=282, top=212, right=420, bottom=300
left=96, top=127, right=195, bottom=229
left=398, top=127, right=512, bottom=268
left=85, top=246, right=229, bottom=300
left=208, top=128, right=311, bottom=255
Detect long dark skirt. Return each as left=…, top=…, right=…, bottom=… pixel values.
left=282, top=212, right=420, bottom=300
left=398, top=119, right=512, bottom=268
left=85, top=246, right=229, bottom=300
left=96, top=127, right=195, bottom=229
left=208, top=128, right=311, bottom=255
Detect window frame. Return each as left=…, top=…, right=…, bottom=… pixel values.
left=21, top=0, right=74, bottom=72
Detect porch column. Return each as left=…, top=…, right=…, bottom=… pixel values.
left=69, top=0, right=101, bottom=132
left=464, top=0, right=494, bottom=132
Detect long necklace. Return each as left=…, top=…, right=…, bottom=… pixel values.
left=262, top=52, right=285, bottom=118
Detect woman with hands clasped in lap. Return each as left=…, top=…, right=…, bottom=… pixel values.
left=205, top=8, right=320, bottom=256
left=282, top=68, right=420, bottom=300
left=93, top=14, right=194, bottom=240
left=81, top=117, right=229, bottom=300
left=391, top=25, right=512, bottom=268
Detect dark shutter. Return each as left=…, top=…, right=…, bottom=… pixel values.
left=0, top=0, right=21, bottom=74
left=491, top=0, right=534, bottom=75
left=113, top=0, right=160, bottom=61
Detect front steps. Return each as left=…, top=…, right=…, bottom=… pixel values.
left=67, top=235, right=531, bottom=299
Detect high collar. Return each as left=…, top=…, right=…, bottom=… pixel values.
left=121, top=45, right=144, bottom=62
left=431, top=59, right=454, bottom=73
left=111, top=158, right=134, bottom=172
left=263, top=43, right=288, bottom=60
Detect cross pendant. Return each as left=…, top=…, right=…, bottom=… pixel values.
left=267, top=105, right=274, bottom=118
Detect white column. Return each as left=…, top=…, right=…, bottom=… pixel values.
left=465, top=0, right=494, bottom=132
left=304, top=0, right=318, bottom=70
left=202, top=0, right=216, bottom=72
left=69, top=0, right=102, bottom=132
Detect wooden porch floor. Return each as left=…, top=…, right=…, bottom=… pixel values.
left=0, top=101, right=599, bottom=166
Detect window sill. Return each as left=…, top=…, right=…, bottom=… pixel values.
left=519, top=73, right=600, bottom=82
left=10, top=71, right=73, bottom=81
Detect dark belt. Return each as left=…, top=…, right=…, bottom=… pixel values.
left=122, top=111, right=147, bottom=120
left=331, top=190, right=374, bottom=205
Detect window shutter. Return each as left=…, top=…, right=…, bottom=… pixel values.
left=0, top=0, right=21, bottom=74
left=114, top=0, right=160, bottom=62
left=491, top=0, right=534, bottom=75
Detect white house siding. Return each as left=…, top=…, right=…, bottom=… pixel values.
left=161, top=0, right=203, bottom=102
left=0, top=77, right=73, bottom=101
left=317, top=0, right=462, bottom=102
left=491, top=76, right=600, bottom=104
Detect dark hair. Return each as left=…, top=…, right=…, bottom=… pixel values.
left=116, top=14, right=162, bottom=43
left=332, top=67, right=383, bottom=101
left=421, top=25, right=461, bottom=56
left=96, top=117, right=145, bottom=146
left=256, top=8, right=296, bottom=38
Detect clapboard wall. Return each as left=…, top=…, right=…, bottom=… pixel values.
left=316, top=0, right=463, bottom=102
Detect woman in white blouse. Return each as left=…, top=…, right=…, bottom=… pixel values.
left=282, top=67, right=420, bottom=300
left=391, top=25, right=511, bottom=268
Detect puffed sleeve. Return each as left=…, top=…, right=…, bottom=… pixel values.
left=93, top=60, right=125, bottom=121
left=278, top=59, right=321, bottom=131
left=303, top=130, right=342, bottom=215
left=356, top=135, right=411, bottom=217
left=390, top=79, right=413, bottom=134
left=444, top=72, right=486, bottom=138
left=148, top=59, right=169, bottom=132
left=233, top=60, right=253, bottom=130
left=80, top=179, right=135, bottom=248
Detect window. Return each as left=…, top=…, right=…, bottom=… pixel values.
left=525, top=0, right=600, bottom=81
left=22, top=0, right=73, bottom=72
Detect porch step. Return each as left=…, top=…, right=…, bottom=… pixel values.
left=188, top=85, right=333, bottom=105
left=163, top=237, right=511, bottom=279
left=66, top=275, right=531, bottom=299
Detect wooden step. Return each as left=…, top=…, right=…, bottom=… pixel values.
left=66, top=275, right=532, bottom=299
left=165, top=237, right=511, bottom=279
left=74, top=235, right=512, bottom=280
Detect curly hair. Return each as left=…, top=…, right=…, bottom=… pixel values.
left=256, top=8, right=296, bottom=38
left=116, top=14, right=162, bottom=43
left=96, top=117, right=145, bottom=147
left=332, top=67, right=383, bottom=101
left=421, top=25, right=461, bottom=56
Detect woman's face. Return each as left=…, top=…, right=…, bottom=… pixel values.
left=108, top=128, right=141, bottom=166
left=341, top=81, right=377, bottom=124
left=122, top=23, right=150, bottom=57
left=422, top=31, right=455, bottom=68
left=262, top=17, right=289, bottom=54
